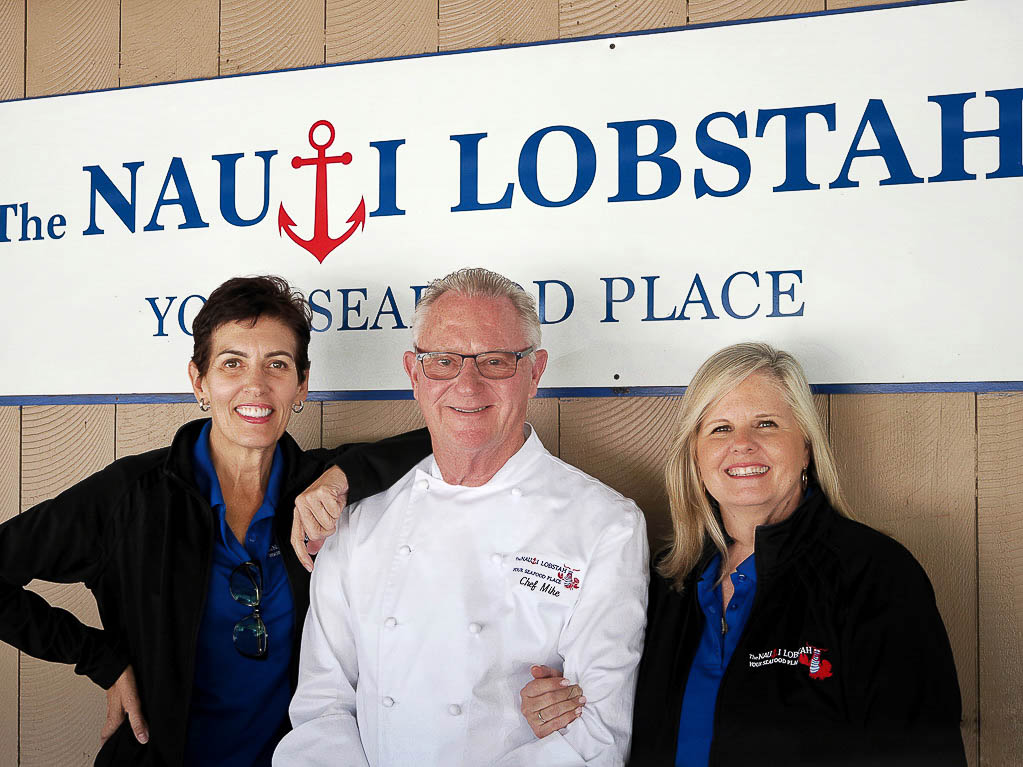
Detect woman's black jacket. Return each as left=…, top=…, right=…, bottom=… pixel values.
left=0, top=418, right=431, bottom=766
left=629, top=490, right=967, bottom=767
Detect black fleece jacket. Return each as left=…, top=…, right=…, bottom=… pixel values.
left=0, top=419, right=431, bottom=766
left=629, top=490, right=966, bottom=767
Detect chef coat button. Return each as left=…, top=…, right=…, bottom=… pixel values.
left=510, top=487, right=522, bottom=498
left=468, top=622, right=482, bottom=634
left=416, top=479, right=429, bottom=491
left=385, top=616, right=398, bottom=628
left=448, top=704, right=462, bottom=716
left=382, top=696, right=395, bottom=707
left=490, top=553, right=502, bottom=566
left=399, top=544, right=412, bottom=556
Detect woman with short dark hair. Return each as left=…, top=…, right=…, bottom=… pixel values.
left=0, top=275, right=430, bottom=766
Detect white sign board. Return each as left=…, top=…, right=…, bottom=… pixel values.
left=0, top=0, right=1020, bottom=399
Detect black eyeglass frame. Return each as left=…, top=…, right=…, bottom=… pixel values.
left=229, top=559, right=269, bottom=660
left=414, top=346, right=536, bottom=380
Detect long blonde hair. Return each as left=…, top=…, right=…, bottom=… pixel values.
left=658, top=342, right=851, bottom=590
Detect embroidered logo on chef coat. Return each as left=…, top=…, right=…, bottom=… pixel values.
left=748, top=644, right=834, bottom=680
left=511, top=554, right=583, bottom=600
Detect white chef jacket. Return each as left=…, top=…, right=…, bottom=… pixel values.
left=274, top=426, right=649, bottom=767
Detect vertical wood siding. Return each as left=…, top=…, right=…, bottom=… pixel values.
left=0, top=0, right=1010, bottom=763
left=0, top=1, right=25, bottom=100
left=828, top=0, right=898, bottom=9
left=19, top=406, right=114, bottom=767
left=114, top=403, right=198, bottom=459
left=689, top=0, right=823, bottom=25
left=830, top=393, right=979, bottom=763
left=326, top=0, right=437, bottom=64
left=559, top=0, right=685, bottom=39
left=285, top=401, right=324, bottom=451
left=220, top=0, right=325, bottom=76
left=25, top=0, right=118, bottom=97
left=439, top=0, right=560, bottom=51
left=977, top=393, right=1023, bottom=767
left=0, top=408, right=19, bottom=767
left=560, top=396, right=681, bottom=549
left=120, top=0, right=219, bottom=86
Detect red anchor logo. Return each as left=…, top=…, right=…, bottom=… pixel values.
left=278, top=120, right=366, bottom=263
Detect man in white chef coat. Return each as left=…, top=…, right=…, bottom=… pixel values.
left=274, top=268, right=649, bottom=767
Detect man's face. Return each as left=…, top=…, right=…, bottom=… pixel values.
left=404, top=293, right=547, bottom=461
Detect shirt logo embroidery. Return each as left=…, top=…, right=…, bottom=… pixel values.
left=749, top=644, right=834, bottom=680
left=799, top=646, right=833, bottom=680
left=512, top=554, right=583, bottom=598
left=556, top=568, right=581, bottom=590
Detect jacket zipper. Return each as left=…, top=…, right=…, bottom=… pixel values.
left=277, top=524, right=302, bottom=677
left=275, top=472, right=314, bottom=691
left=166, top=466, right=217, bottom=759
left=707, top=562, right=764, bottom=767
left=167, top=450, right=308, bottom=753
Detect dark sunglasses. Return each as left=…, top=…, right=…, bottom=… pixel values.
left=229, top=560, right=268, bottom=659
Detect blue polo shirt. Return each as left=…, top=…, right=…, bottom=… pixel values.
left=675, top=553, right=757, bottom=767
left=184, top=422, right=295, bottom=767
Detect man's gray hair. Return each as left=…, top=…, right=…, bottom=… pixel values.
left=411, top=268, right=542, bottom=350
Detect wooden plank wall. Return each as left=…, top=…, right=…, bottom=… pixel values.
left=0, top=1, right=1017, bottom=765
left=977, top=393, right=1023, bottom=767
left=0, top=408, right=20, bottom=767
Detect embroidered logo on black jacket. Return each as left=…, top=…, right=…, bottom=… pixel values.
left=749, top=644, right=834, bottom=680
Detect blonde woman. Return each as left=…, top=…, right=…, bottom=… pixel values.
left=628, top=343, right=965, bottom=766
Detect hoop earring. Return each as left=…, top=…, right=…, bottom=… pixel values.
left=198, top=399, right=210, bottom=412
left=801, top=467, right=809, bottom=488
left=292, top=401, right=305, bottom=414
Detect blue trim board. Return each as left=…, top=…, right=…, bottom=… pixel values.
left=2, top=380, right=1021, bottom=406
left=543, top=381, right=1023, bottom=397
left=2, top=0, right=961, bottom=105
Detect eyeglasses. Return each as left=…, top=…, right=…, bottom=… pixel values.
left=415, top=347, right=535, bottom=380
left=229, top=560, right=268, bottom=659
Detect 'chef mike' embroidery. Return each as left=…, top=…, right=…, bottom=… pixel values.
left=749, top=644, right=834, bottom=680
left=512, top=553, right=583, bottom=599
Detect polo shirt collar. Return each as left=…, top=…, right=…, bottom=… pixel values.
left=191, top=421, right=285, bottom=551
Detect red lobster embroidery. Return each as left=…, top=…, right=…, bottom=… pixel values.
left=798, top=647, right=833, bottom=680
left=556, top=569, right=581, bottom=590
